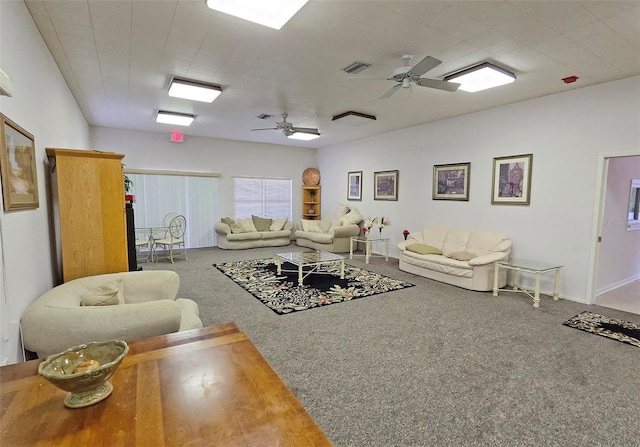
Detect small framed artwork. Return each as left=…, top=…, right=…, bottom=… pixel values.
left=374, top=170, right=398, bottom=201
left=433, top=162, right=470, bottom=201
left=491, top=153, right=533, bottom=205
left=0, top=114, right=39, bottom=211
left=347, top=171, right=362, bottom=201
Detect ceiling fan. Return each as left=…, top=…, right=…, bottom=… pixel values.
left=251, top=113, right=320, bottom=139
left=353, top=54, right=460, bottom=99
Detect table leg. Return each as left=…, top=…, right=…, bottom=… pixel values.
left=384, top=240, right=389, bottom=261
left=349, top=238, right=354, bottom=260
left=533, top=272, right=541, bottom=308
left=298, top=264, right=303, bottom=286
left=553, top=268, right=560, bottom=301
left=513, top=270, right=519, bottom=291
left=493, top=264, right=499, bottom=296
left=340, top=260, right=345, bottom=279
left=365, top=241, right=371, bottom=264
left=276, top=257, right=281, bottom=275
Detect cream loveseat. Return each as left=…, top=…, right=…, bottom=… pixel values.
left=397, top=226, right=512, bottom=291
left=214, top=216, right=293, bottom=250
left=21, top=270, right=203, bottom=358
left=295, top=205, right=362, bottom=253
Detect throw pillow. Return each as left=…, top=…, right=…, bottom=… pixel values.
left=81, top=279, right=124, bottom=306
left=328, top=219, right=343, bottom=234
left=227, top=219, right=245, bottom=234
left=341, top=208, right=363, bottom=225
left=406, top=244, right=443, bottom=255
left=252, top=215, right=272, bottom=232
left=319, top=219, right=332, bottom=233
left=270, top=218, right=288, bottom=231
left=221, top=217, right=235, bottom=226
left=336, top=204, right=350, bottom=217
left=301, top=219, right=323, bottom=233
left=447, top=251, right=477, bottom=261
left=238, top=217, right=257, bottom=233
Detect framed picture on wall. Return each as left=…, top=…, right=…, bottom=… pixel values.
left=491, top=153, right=533, bottom=205
left=347, top=171, right=362, bottom=201
left=374, top=170, right=398, bottom=201
left=433, top=162, right=470, bottom=201
left=0, top=114, right=39, bottom=211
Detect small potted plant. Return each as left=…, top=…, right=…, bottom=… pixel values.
left=403, top=229, right=410, bottom=240
left=124, top=174, right=134, bottom=202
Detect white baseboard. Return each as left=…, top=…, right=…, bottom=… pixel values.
left=596, top=273, right=640, bottom=296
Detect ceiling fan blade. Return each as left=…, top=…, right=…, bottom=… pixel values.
left=416, top=78, right=460, bottom=92
left=380, top=83, right=402, bottom=99
left=251, top=127, right=279, bottom=131
left=291, top=126, right=319, bottom=134
left=409, top=56, right=442, bottom=77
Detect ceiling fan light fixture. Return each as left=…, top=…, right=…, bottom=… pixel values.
left=444, top=62, right=515, bottom=92
left=168, top=78, right=221, bottom=102
left=287, top=131, right=320, bottom=141
left=205, top=0, right=309, bottom=30
left=156, top=111, right=195, bottom=126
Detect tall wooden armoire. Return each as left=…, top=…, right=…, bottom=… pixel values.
left=46, top=148, right=128, bottom=283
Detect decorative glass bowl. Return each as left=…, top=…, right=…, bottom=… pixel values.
left=38, top=340, right=129, bottom=408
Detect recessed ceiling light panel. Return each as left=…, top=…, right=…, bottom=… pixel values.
left=445, top=62, right=516, bottom=93
left=156, top=111, right=195, bottom=126
left=287, top=131, right=320, bottom=141
left=205, top=0, right=309, bottom=30
left=168, top=78, right=221, bottom=103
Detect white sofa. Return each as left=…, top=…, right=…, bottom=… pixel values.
left=214, top=216, right=294, bottom=250
left=21, top=270, right=203, bottom=358
left=397, top=226, right=512, bottom=291
left=295, top=206, right=363, bottom=253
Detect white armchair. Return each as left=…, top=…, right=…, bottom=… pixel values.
left=21, top=270, right=203, bottom=358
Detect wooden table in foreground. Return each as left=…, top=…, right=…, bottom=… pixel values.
left=0, top=323, right=332, bottom=446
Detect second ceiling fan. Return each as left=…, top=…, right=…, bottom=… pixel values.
left=251, top=113, right=320, bottom=140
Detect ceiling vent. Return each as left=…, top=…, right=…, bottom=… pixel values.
left=332, top=111, right=377, bottom=127
left=342, top=61, right=371, bottom=74
left=257, top=114, right=273, bottom=120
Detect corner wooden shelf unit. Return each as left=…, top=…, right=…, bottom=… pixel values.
left=302, top=185, right=321, bottom=220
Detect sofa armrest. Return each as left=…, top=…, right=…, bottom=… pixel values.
left=397, top=235, right=422, bottom=251
left=469, top=252, right=509, bottom=266
left=21, top=300, right=182, bottom=358
left=331, top=224, right=360, bottom=238
left=214, top=221, right=231, bottom=235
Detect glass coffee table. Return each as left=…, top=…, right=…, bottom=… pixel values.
left=493, top=258, right=563, bottom=308
left=275, top=250, right=345, bottom=286
left=349, top=236, right=389, bottom=264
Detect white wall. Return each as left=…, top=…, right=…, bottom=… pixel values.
left=597, top=156, right=640, bottom=293
left=0, top=1, right=90, bottom=365
left=89, top=127, right=317, bottom=221
left=318, top=76, right=640, bottom=303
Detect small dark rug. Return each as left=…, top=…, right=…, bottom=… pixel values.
left=563, top=311, right=640, bottom=348
left=214, top=258, right=414, bottom=314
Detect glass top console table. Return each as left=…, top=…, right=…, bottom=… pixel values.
left=492, top=259, right=563, bottom=308
left=275, top=250, right=345, bottom=286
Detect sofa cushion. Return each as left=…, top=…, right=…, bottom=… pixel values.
left=270, top=218, right=288, bottom=231
left=336, top=204, right=350, bottom=217
left=262, top=229, right=290, bottom=239
left=406, top=243, right=443, bottom=255
left=341, top=208, right=363, bottom=225
left=301, top=219, right=323, bottom=232
left=238, top=217, right=257, bottom=232
left=80, top=279, right=123, bottom=306
left=319, top=219, right=333, bottom=233
left=447, top=251, right=477, bottom=261
left=252, top=215, right=272, bottom=231
left=298, top=231, right=333, bottom=244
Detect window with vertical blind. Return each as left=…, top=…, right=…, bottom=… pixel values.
left=127, top=172, right=219, bottom=248
left=234, top=177, right=292, bottom=220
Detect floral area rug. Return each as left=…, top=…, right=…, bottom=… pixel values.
left=214, top=258, right=414, bottom=314
left=563, top=311, right=640, bottom=348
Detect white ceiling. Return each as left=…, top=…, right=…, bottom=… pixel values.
left=24, top=0, right=640, bottom=149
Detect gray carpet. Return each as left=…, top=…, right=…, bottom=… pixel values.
left=143, top=247, right=640, bottom=447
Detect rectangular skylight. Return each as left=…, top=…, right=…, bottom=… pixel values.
left=205, top=0, right=309, bottom=30
left=156, top=111, right=195, bottom=126
left=445, top=62, right=516, bottom=93
left=168, top=78, right=221, bottom=103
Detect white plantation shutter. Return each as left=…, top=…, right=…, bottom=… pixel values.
left=234, top=177, right=292, bottom=219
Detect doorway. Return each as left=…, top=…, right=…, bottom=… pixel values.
left=589, top=154, right=640, bottom=315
